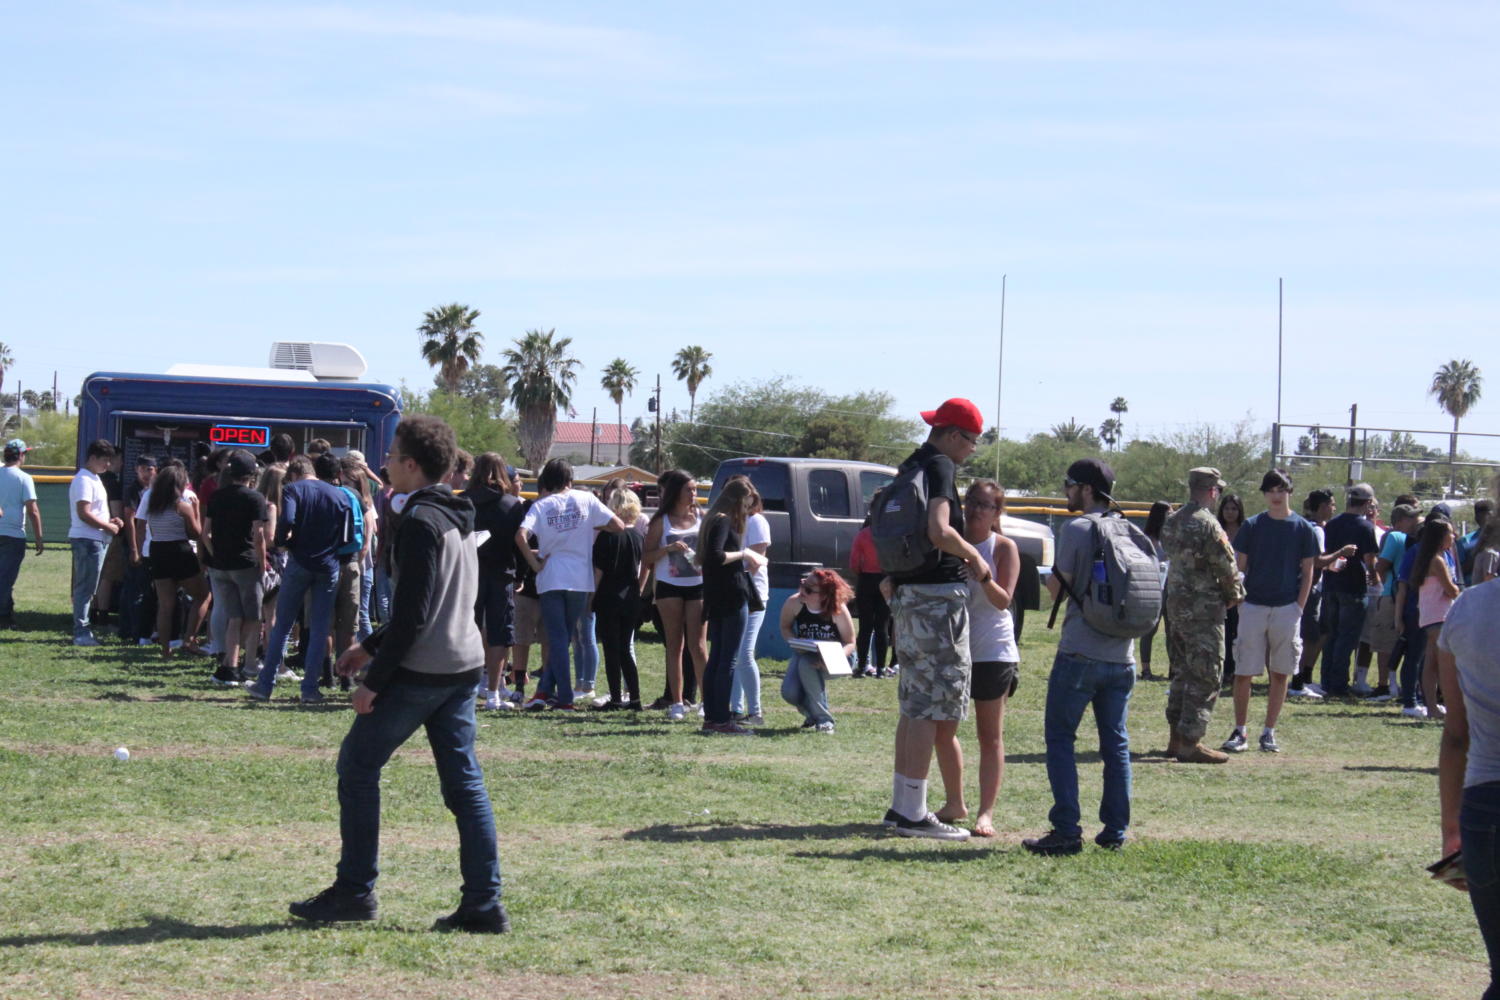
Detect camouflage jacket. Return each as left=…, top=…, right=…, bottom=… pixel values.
left=1161, top=501, right=1244, bottom=616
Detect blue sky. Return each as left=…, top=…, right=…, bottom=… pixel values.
left=4, top=2, right=1498, bottom=460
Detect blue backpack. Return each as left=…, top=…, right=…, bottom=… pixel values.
left=335, top=486, right=365, bottom=558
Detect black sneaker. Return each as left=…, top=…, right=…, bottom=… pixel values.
left=1095, top=834, right=1125, bottom=851
left=890, top=811, right=970, bottom=841
left=881, top=808, right=902, bottom=828
left=289, top=885, right=377, bottom=923
left=1022, top=829, right=1084, bottom=856
left=433, top=903, right=510, bottom=934
left=1259, top=732, right=1281, bottom=753
left=210, top=664, right=240, bottom=687
left=1221, top=730, right=1248, bottom=753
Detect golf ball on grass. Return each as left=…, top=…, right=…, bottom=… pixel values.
left=113, top=747, right=130, bottom=761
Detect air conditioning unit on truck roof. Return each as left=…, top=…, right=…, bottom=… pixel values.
left=269, top=341, right=368, bottom=381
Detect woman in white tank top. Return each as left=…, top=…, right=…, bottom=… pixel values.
left=932, top=478, right=1021, bottom=839
left=640, top=470, right=708, bottom=719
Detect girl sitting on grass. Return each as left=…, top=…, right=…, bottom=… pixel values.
left=779, top=568, right=855, bottom=734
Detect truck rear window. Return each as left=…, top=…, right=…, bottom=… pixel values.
left=713, top=462, right=790, bottom=512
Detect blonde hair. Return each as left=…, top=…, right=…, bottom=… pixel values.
left=609, top=487, right=642, bottom=527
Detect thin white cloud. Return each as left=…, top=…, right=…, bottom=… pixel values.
left=127, top=3, right=665, bottom=68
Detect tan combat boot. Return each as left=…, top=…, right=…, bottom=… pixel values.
left=1176, top=741, right=1230, bottom=764
left=1166, top=730, right=1182, bottom=758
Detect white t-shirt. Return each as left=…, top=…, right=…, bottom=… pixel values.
left=745, top=512, right=771, bottom=602
left=521, top=489, right=615, bottom=593
left=967, top=534, right=1019, bottom=663
left=68, top=467, right=110, bottom=542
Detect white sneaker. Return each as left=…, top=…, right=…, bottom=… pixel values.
left=1401, top=705, right=1428, bottom=719
left=696, top=703, right=705, bottom=718
left=276, top=668, right=301, bottom=682
left=484, top=691, right=503, bottom=711
left=1435, top=704, right=1448, bottom=717
left=573, top=688, right=595, bottom=701
left=1303, top=682, right=1326, bottom=697
left=592, top=695, right=612, bottom=708
left=666, top=702, right=687, bottom=722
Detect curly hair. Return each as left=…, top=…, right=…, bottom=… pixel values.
left=800, top=567, right=853, bottom=614
left=393, top=416, right=457, bottom=483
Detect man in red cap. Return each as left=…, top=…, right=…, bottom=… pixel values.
left=881, top=398, right=991, bottom=841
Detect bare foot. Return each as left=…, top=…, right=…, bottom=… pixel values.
left=935, top=803, right=967, bottom=823
left=972, top=813, right=996, bottom=838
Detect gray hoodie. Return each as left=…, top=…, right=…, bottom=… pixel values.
left=361, top=484, right=485, bottom=692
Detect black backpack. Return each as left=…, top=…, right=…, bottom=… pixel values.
left=871, top=460, right=937, bottom=575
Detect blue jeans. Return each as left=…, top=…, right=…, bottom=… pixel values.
left=730, top=608, right=766, bottom=716
left=69, top=537, right=108, bottom=639
left=780, top=649, right=834, bottom=726
left=1398, top=606, right=1427, bottom=708
left=539, top=590, right=589, bottom=707
left=357, top=565, right=374, bottom=641
left=334, top=679, right=502, bottom=910
left=1463, top=780, right=1500, bottom=1000
left=255, top=558, right=338, bottom=698
left=704, top=605, right=748, bottom=724
left=1319, top=591, right=1366, bottom=696
left=1043, top=651, right=1134, bottom=844
left=372, top=564, right=392, bottom=626
left=573, top=609, right=599, bottom=692
left=0, top=536, right=25, bottom=619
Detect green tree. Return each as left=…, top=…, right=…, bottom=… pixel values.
left=1109, top=396, right=1128, bottom=442
left=1430, top=359, right=1483, bottom=496
left=1050, top=418, right=1099, bottom=447
left=1099, top=417, right=1122, bottom=451
left=600, top=359, right=640, bottom=465
left=500, top=329, right=580, bottom=472
left=398, top=384, right=520, bottom=462
left=418, top=303, right=484, bottom=393
left=672, top=345, right=713, bottom=423
left=448, top=362, right=509, bottom=419
left=18, top=410, right=79, bottom=465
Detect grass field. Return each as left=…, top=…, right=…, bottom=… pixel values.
left=0, top=551, right=1485, bottom=999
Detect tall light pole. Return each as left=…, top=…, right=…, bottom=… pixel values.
left=994, top=274, right=1006, bottom=481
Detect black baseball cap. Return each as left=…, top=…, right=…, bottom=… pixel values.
left=1065, top=458, right=1114, bottom=500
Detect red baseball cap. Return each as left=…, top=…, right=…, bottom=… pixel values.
left=920, top=398, right=983, bottom=436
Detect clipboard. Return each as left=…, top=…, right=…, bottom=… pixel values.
left=787, top=638, right=853, bottom=676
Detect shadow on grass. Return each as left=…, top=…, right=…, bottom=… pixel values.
left=1345, top=764, right=1439, bottom=775
left=790, top=845, right=1002, bottom=862
left=623, top=821, right=876, bottom=843
left=0, top=915, right=294, bottom=947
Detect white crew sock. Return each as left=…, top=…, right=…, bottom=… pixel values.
left=893, top=775, right=928, bottom=822
left=1354, top=666, right=1368, bottom=687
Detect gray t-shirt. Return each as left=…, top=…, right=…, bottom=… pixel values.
left=1054, top=509, right=1135, bottom=665
left=1439, top=579, right=1500, bottom=788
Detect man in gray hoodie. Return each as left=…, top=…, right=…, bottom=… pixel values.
left=288, top=415, right=507, bottom=933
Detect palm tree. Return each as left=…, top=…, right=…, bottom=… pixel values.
left=672, top=346, right=713, bottom=423
left=1429, top=359, right=1483, bottom=496
left=418, top=303, right=484, bottom=393
left=1050, top=418, right=1094, bottom=444
left=1099, top=418, right=1122, bottom=451
left=1109, top=396, right=1128, bottom=443
left=599, top=358, right=639, bottom=465
left=500, top=329, right=580, bottom=471
left=0, top=342, right=12, bottom=399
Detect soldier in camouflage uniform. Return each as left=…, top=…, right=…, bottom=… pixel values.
left=1161, top=467, right=1245, bottom=763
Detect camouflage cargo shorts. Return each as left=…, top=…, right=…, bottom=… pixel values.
left=891, top=582, right=972, bottom=722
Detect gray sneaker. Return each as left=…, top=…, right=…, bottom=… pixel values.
left=1221, top=730, right=1248, bottom=753
left=1259, top=732, right=1281, bottom=753
left=890, top=811, right=970, bottom=842
left=300, top=691, right=327, bottom=704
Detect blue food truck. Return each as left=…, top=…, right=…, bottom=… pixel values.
left=76, top=342, right=402, bottom=469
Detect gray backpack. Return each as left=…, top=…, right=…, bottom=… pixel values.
left=1048, top=512, right=1163, bottom=638
left=871, top=461, right=937, bottom=575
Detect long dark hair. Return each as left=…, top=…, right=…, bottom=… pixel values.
left=1145, top=500, right=1171, bottom=540
left=697, top=478, right=753, bottom=557
left=339, top=456, right=372, bottom=507
left=472, top=452, right=514, bottom=495
left=1411, top=516, right=1454, bottom=587
left=147, top=463, right=187, bottom=515
left=651, top=469, right=695, bottom=526
left=1217, top=493, right=1244, bottom=528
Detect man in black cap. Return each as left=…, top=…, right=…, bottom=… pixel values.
left=1024, top=457, right=1136, bottom=855
left=1318, top=484, right=1380, bottom=697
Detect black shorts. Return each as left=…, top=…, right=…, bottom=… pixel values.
left=1303, top=590, right=1325, bottom=642
left=655, top=580, right=703, bottom=602
left=971, top=660, right=1019, bottom=701
left=148, top=540, right=200, bottom=583
left=475, top=576, right=515, bottom=648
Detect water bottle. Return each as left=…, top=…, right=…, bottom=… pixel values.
left=1092, top=558, right=1112, bottom=604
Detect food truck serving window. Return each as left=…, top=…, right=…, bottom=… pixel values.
left=209, top=424, right=271, bottom=448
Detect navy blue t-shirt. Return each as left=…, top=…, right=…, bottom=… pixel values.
left=1233, top=511, right=1321, bottom=607
left=277, top=478, right=351, bottom=574
left=1320, top=512, right=1379, bottom=596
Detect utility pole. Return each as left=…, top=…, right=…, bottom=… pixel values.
left=652, top=375, right=663, bottom=476
left=589, top=407, right=598, bottom=465
left=1272, top=278, right=1283, bottom=462
left=1347, top=403, right=1358, bottom=486
left=994, top=273, right=1006, bottom=481
left=52, top=371, right=58, bottom=414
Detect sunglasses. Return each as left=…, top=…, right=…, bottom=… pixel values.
left=800, top=582, right=818, bottom=594
left=1064, top=477, right=1079, bottom=488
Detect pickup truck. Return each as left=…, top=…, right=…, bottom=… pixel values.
left=709, top=457, right=1054, bottom=635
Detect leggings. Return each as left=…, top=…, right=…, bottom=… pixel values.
left=855, top=573, right=890, bottom=670
left=596, top=606, right=640, bottom=704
